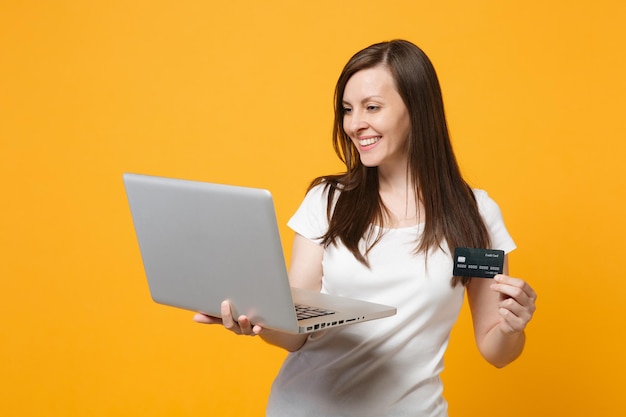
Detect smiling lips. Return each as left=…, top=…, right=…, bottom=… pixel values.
left=358, top=136, right=381, bottom=147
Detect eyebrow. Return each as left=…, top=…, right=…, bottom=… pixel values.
left=342, top=95, right=385, bottom=105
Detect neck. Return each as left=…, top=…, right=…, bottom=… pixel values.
left=376, top=166, right=422, bottom=226
left=377, top=160, right=413, bottom=194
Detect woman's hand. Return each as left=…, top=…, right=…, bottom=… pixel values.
left=467, top=258, right=537, bottom=367
left=193, top=299, right=308, bottom=351
left=490, top=274, right=537, bottom=334
left=193, top=300, right=263, bottom=336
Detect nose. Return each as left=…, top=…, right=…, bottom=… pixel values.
left=345, top=109, right=368, bottom=137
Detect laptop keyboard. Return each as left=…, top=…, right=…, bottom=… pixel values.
left=295, top=304, right=336, bottom=320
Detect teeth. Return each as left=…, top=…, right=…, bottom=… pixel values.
left=359, top=137, right=380, bottom=146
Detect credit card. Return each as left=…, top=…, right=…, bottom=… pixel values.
left=453, top=247, right=505, bottom=278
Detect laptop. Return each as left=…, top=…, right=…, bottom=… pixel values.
left=123, top=173, right=396, bottom=334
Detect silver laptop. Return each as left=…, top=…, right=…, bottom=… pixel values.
left=123, top=173, right=396, bottom=334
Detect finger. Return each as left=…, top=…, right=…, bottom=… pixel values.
left=251, top=324, right=264, bottom=335
left=237, top=315, right=256, bottom=336
left=498, top=297, right=534, bottom=323
left=193, top=313, right=223, bottom=325
left=497, top=306, right=528, bottom=333
left=220, top=300, right=240, bottom=332
left=491, top=285, right=536, bottom=321
left=492, top=275, right=536, bottom=303
left=495, top=274, right=537, bottom=299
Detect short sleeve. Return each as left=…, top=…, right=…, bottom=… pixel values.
left=473, top=189, right=517, bottom=254
left=287, top=184, right=331, bottom=244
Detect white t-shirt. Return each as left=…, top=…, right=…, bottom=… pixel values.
left=266, top=184, right=516, bottom=417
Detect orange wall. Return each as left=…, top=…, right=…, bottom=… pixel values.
left=1, top=1, right=625, bottom=416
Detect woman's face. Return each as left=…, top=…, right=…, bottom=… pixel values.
left=342, top=66, right=411, bottom=171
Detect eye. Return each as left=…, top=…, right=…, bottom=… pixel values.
left=342, top=106, right=353, bottom=114
left=366, top=104, right=380, bottom=111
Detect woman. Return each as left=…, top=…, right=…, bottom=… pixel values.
left=195, top=39, right=537, bottom=416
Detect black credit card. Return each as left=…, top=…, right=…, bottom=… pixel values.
left=453, top=247, right=505, bottom=278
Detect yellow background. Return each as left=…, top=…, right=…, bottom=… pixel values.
left=2, top=1, right=624, bottom=416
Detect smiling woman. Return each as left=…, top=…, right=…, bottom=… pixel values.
left=341, top=66, right=412, bottom=173
left=194, top=39, right=537, bottom=417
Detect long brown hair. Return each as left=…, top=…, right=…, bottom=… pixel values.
left=311, top=40, right=490, bottom=286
